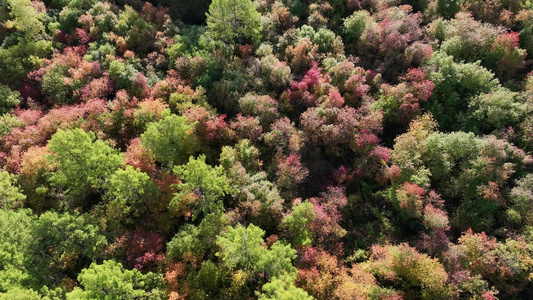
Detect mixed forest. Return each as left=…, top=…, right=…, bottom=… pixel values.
left=1, top=0, right=533, bottom=298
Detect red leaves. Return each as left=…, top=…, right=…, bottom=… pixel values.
left=80, top=76, right=113, bottom=101
left=344, top=71, right=371, bottom=105
left=300, top=106, right=359, bottom=147
left=239, top=44, right=254, bottom=59
left=16, top=108, right=42, bottom=126
left=286, top=66, right=321, bottom=108
left=380, top=67, right=435, bottom=126
left=477, top=181, right=504, bottom=206
left=297, top=250, right=377, bottom=299
left=287, top=38, right=318, bottom=74
left=396, top=182, right=447, bottom=222
left=165, top=262, right=189, bottom=300
left=355, top=5, right=429, bottom=79
left=124, top=137, right=156, bottom=175
left=185, top=107, right=229, bottom=142
left=131, top=72, right=150, bottom=99
left=403, top=68, right=435, bottom=103
left=276, top=154, right=309, bottom=193
left=457, top=229, right=502, bottom=279
left=493, top=31, right=520, bottom=51
left=126, top=228, right=165, bottom=271
left=298, top=246, right=318, bottom=267
left=0, top=99, right=110, bottom=174
left=141, top=2, right=170, bottom=28
left=308, top=187, right=348, bottom=256
left=230, top=114, right=263, bottom=142
left=332, top=165, right=353, bottom=185
left=150, top=71, right=187, bottom=100
left=265, top=117, right=303, bottom=156
left=357, top=129, right=381, bottom=149
left=75, top=28, right=91, bottom=45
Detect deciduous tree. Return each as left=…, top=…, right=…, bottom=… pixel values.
left=206, top=0, right=262, bottom=44
left=47, top=128, right=123, bottom=206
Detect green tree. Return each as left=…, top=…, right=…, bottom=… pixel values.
left=257, top=273, right=314, bottom=300
left=33, top=211, right=107, bottom=277
left=0, top=209, right=106, bottom=293
left=172, top=155, right=230, bottom=219
left=47, top=129, right=124, bottom=205
left=0, top=85, right=20, bottom=115
left=102, top=166, right=158, bottom=229
left=0, top=40, right=53, bottom=86
left=217, top=223, right=297, bottom=279
left=1, top=0, right=51, bottom=86
left=280, top=201, right=315, bottom=247
left=66, top=260, right=152, bottom=300
left=41, top=65, right=78, bottom=105
left=0, top=209, right=36, bottom=292
left=5, top=0, right=45, bottom=36
left=295, top=25, right=342, bottom=54
left=194, top=260, right=221, bottom=296
left=506, top=175, right=533, bottom=229
left=167, top=212, right=228, bottom=260
left=343, top=11, right=369, bottom=43
left=392, top=116, right=530, bottom=232
left=0, top=288, right=41, bottom=299
left=256, top=242, right=297, bottom=280
left=0, top=113, right=23, bottom=138
left=426, top=52, right=500, bottom=131
left=0, top=171, right=26, bottom=209
left=141, top=112, right=198, bottom=168
left=206, top=0, right=262, bottom=44
left=362, top=244, right=451, bottom=299
left=465, top=88, right=528, bottom=134
left=437, top=0, right=463, bottom=19
left=217, top=223, right=266, bottom=271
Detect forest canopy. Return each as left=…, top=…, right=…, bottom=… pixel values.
left=1, top=0, right=533, bottom=298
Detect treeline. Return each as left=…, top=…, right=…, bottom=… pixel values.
left=1, top=0, right=533, bottom=299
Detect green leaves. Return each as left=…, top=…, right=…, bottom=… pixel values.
left=104, top=166, right=156, bottom=205
left=362, top=244, right=451, bottom=299
left=217, top=223, right=265, bottom=271
left=0, top=171, right=26, bottom=209
left=41, top=65, right=77, bottom=105
left=466, top=88, right=528, bottom=134
left=0, top=209, right=35, bottom=292
left=102, top=166, right=158, bottom=228
left=426, top=52, right=501, bottom=131
left=141, top=112, right=197, bottom=168
left=343, top=11, right=369, bottom=43
left=5, top=0, right=45, bottom=36
left=66, top=260, right=150, bottom=299
left=0, top=84, right=20, bottom=115
left=0, top=209, right=106, bottom=294
left=0, top=288, right=41, bottom=300
left=33, top=211, right=107, bottom=274
left=167, top=212, right=228, bottom=260
left=256, top=242, right=297, bottom=280
left=507, top=175, right=533, bottom=228
left=217, top=223, right=297, bottom=279
left=295, top=25, right=341, bottom=54
left=423, top=131, right=481, bottom=182
left=257, top=273, right=313, bottom=300
left=280, top=201, right=315, bottom=247
left=47, top=128, right=123, bottom=204
left=0, top=39, right=53, bottom=86
left=172, top=155, right=230, bottom=219
left=206, top=0, right=262, bottom=44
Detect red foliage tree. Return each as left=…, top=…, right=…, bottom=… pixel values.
left=308, top=187, right=348, bottom=256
